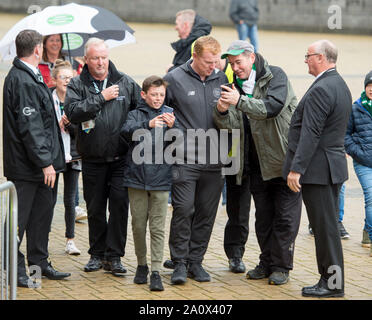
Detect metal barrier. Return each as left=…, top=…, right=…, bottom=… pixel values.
left=0, top=181, right=18, bottom=300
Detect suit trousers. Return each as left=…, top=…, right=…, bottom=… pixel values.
left=251, top=173, right=302, bottom=272
left=13, top=180, right=55, bottom=277
left=169, top=165, right=224, bottom=264
left=224, top=174, right=251, bottom=259
left=82, top=159, right=129, bottom=261
left=302, top=183, right=344, bottom=289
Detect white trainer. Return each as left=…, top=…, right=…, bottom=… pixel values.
left=65, top=240, right=81, bottom=255
left=75, top=206, right=87, bottom=221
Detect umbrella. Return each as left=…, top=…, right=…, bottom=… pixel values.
left=0, top=2, right=136, bottom=60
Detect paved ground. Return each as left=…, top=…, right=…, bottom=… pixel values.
left=0, top=13, right=371, bottom=302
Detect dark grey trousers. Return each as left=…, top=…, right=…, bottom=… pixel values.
left=169, top=165, right=224, bottom=264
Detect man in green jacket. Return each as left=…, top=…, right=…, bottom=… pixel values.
left=213, top=40, right=301, bottom=285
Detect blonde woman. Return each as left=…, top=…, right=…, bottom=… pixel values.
left=52, top=59, right=82, bottom=255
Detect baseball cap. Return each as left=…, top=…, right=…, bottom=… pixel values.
left=221, top=40, right=255, bottom=59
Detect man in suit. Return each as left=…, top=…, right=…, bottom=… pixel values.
left=3, top=30, right=70, bottom=287
left=283, top=40, right=352, bottom=298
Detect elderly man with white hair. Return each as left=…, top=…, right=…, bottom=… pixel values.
left=283, top=40, right=352, bottom=297
left=65, top=38, right=141, bottom=276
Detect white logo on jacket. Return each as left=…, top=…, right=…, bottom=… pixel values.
left=22, top=107, right=36, bottom=116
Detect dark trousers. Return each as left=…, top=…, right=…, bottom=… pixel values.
left=13, top=180, right=55, bottom=277
left=82, top=159, right=129, bottom=261
left=302, top=183, right=344, bottom=289
left=62, top=164, right=80, bottom=239
left=251, top=173, right=302, bottom=272
left=169, top=165, right=224, bottom=264
left=224, top=174, right=251, bottom=259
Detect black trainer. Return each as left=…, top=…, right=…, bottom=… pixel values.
left=134, top=265, right=149, bottom=284
left=171, top=262, right=187, bottom=285
left=84, top=256, right=103, bottom=272
left=150, top=271, right=164, bottom=291
left=246, top=264, right=270, bottom=280
left=187, top=263, right=211, bottom=282
left=163, top=259, right=175, bottom=269
left=268, top=271, right=289, bottom=285
left=228, top=258, right=246, bottom=273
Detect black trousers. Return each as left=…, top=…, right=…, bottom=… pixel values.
left=169, top=165, right=224, bottom=264
left=61, top=164, right=80, bottom=239
left=224, top=174, right=251, bottom=259
left=251, top=173, right=302, bottom=272
left=13, top=180, right=55, bottom=277
left=302, top=183, right=344, bottom=289
left=82, top=159, right=129, bottom=261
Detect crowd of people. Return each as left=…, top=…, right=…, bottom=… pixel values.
left=2, top=6, right=371, bottom=298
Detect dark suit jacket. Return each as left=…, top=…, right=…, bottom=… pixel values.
left=282, top=69, right=352, bottom=185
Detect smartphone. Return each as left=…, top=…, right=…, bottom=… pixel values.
left=161, top=106, right=174, bottom=114
left=221, top=83, right=233, bottom=91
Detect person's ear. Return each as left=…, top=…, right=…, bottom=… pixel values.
left=140, top=90, right=146, bottom=99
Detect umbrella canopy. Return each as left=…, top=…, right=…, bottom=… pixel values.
left=0, top=2, right=135, bottom=60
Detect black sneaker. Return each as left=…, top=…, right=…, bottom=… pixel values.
left=268, top=271, right=289, bottom=285
left=150, top=271, right=164, bottom=291
left=171, top=262, right=187, bottom=285
left=163, top=259, right=175, bottom=269
left=84, top=256, right=103, bottom=272
left=104, top=259, right=127, bottom=276
left=338, top=221, right=350, bottom=239
left=187, top=263, right=211, bottom=282
left=134, top=265, right=149, bottom=284
left=228, top=258, right=246, bottom=273
left=246, top=264, right=270, bottom=280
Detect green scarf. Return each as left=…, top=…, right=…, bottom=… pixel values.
left=236, top=64, right=256, bottom=98
left=361, top=91, right=372, bottom=117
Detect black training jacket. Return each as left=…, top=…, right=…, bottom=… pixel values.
left=64, top=61, right=141, bottom=163
left=3, top=57, right=65, bottom=182
left=122, top=100, right=179, bottom=191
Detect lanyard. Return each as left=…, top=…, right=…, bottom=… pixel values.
left=92, top=78, right=108, bottom=93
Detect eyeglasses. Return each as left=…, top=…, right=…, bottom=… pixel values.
left=58, top=75, right=73, bottom=81
left=305, top=53, right=320, bottom=60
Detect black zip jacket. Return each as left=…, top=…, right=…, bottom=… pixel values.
left=3, top=57, right=65, bottom=182
left=64, top=61, right=141, bottom=162
left=122, top=100, right=177, bottom=191
left=164, top=61, right=228, bottom=167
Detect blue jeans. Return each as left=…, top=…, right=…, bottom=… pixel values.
left=353, top=161, right=372, bottom=241
left=236, top=23, right=258, bottom=52
left=338, top=183, right=345, bottom=222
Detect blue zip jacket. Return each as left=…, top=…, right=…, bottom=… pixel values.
left=345, top=98, right=372, bottom=168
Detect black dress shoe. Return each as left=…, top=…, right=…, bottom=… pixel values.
left=17, top=275, right=40, bottom=288
left=42, top=263, right=71, bottom=280
left=302, top=281, right=344, bottom=298
left=84, top=256, right=103, bottom=272
left=229, top=258, right=246, bottom=273
left=104, top=259, right=127, bottom=276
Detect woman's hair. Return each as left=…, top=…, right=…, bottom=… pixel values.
left=42, top=34, right=64, bottom=62
left=52, top=59, right=73, bottom=79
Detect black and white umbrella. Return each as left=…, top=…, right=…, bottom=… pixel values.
left=0, top=2, right=135, bottom=60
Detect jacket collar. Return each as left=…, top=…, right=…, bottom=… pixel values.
left=13, top=57, right=43, bottom=83
left=310, top=68, right=337, bottom=89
